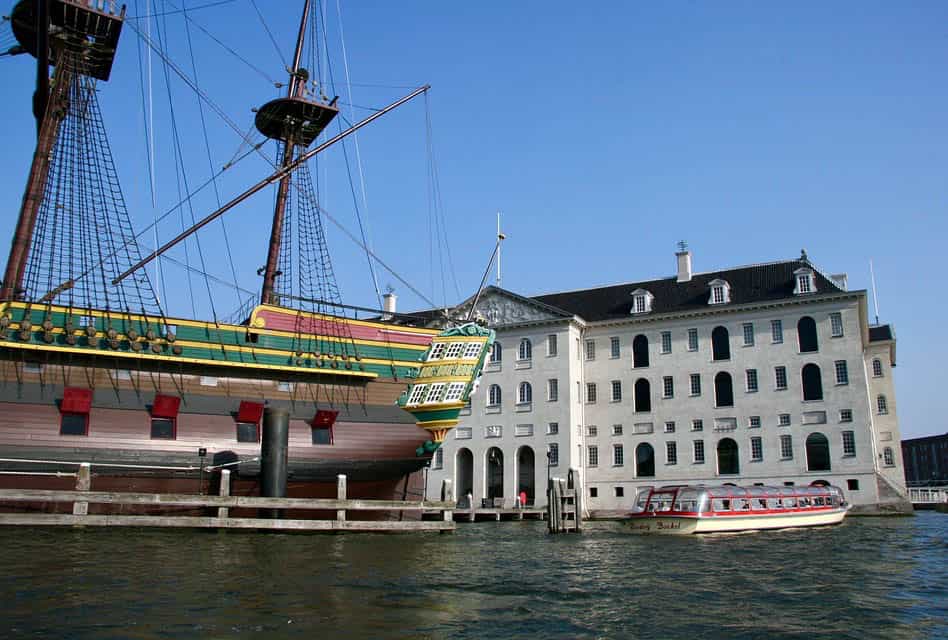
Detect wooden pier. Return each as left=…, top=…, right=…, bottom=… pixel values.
left=0, top=467, right=455, bottom=533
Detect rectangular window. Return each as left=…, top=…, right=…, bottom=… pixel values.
left=585, top=340, right=596, bottom=361
left=586, top=425, right=598, bottom=437
left=839, top=409, right=853, bottom=423
left=548, top=379, right=559, bottom=402
left=612, top=424, right=623, bottom=436
left=200, top=376, right=218, bottom=387
left=277, top=381, right=294, bottom=392
left=689, top=373, right=701, bottom=396
left=778, top=413, right=791, bottom=427
left=666, top=442, right=678, bottom=465
left=662, top=376, right=674, bottom=399
left=847, top=479, right=860, bottom=491
left=455, top=427, right=472, bottom=440
left=746, top=369, right=759, bottom=393
left=590, top=487, right=598, bottom=498
left=610, top=337, right=620, bottom=359
left=60, top=413, right=89, bottom=436
left=486, top=425, right=502, bottom=438
left=588, top=446, right=599, bottom=466
left=664, top=421, right=676, bottom=433
left=311, top=426, right=332, bottom=445
left=611, top=380, right=622, bottom=402
left=613, top=444, right=624, bottom=466
left=830, top=312, right=844, bottom=337
left=547, top=422, right=559, bottom=435
left=750, top=437, right=763, bottom=461
left=693, top=440, right=705, bottom=463
left=798, top=275, right=812, bottom=294
left=842, top=430, right=856, bottom=456
left=150, top=417, right=176, bottom=440
left=712, top=286, right=725, bottom=304
left=775, top=366, right=788, bottom=390
left=742, top=323, right=755, bottom=346
left=748, top=416, right=761, bottom=429
left=586, top=383, right=597, bottom=404
left=548, top=443, right=559, bottom=466
left=691, top=419, right=703, bottom=432
left=236, top=422, right=259, bottom=443
left=780, top=434, right=793, bottom=459
left=547, top=334, right=557, bottom=357
left=835, top=360, right=849, bottom=385
left=615, top=486, right=624, bottom=498
left=687, top=328, right=699, bottom=351
left=771, top=319, right=783, bottom=344
left=661, top=331, right=672, bottom=354
left=515, top=424, right=534, bottom=437
left=434, top=448, right=444, bottom=469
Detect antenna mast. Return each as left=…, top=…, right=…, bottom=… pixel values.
left=869, top=259, right=880, bottom=325
left=496, top=211, right=502, bottom=286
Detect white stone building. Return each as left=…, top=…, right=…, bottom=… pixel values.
left=423, top=249, right=909, bottom=514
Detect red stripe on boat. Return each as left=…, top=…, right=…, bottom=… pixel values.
left=256, top=309, right=434, bottom=347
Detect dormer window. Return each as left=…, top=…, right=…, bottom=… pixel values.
left=707, top=279, right=731, bottom=305
left=794, top=268, right=816, bottom=295
left=630, top=289, right=653, bottom=315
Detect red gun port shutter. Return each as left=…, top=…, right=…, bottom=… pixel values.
left=236, top=401, right=265, bottom=443
left=151, top=394, right=181, bottom=439
left=60, top=387, right=92, bottom=436
left=311, top=410, right=338, bottom=445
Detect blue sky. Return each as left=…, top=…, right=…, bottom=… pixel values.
left=0, top=1, right=945, bottom=438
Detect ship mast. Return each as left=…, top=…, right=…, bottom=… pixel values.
left=0, top=0, right=124, bottom=302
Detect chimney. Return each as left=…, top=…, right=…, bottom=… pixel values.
left=676, top=244, right=692, bottom=283
left=382, top=291, right=397, bottom=320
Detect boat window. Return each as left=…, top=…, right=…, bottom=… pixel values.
left=814, top=496, right=825, bottom=506
left=674, top=490, right=700, bottom=512
left=766, top=498, right=782, bottom=509
left=783, top=497, right=797, bottom=508
left=647, top=492, right=675, bottom=512
left=711, top=498, right=732, bottom=512
left=752, top=498, right=768, bottom=510
left=634, top=490, right=650, bottom=512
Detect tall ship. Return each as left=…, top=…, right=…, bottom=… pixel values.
left=0, top=0, right=492, bottom=507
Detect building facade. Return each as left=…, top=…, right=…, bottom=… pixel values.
left=424, top=250, right=910, bottom=514
left=901, top=433, right=948, bottom=485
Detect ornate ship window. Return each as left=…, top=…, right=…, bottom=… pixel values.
left=424, top=383, right=446, bottom=404
left=59, top=387, right=92, bottom=436
left=462, top=342, right=482, bottom=359
left=427, top=343, right=447, bottom=361
left=444, top=342, right=465, bottom=359
left=443, top=382, right=466, bottom=403
left=407, top=384, right=429, bottom=406
left=235, top=401, right=264, bottom=443
left=150, top=394, right=180, bottom=440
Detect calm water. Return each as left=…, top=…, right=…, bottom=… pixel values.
left=1, top=513, right=946, bottom=639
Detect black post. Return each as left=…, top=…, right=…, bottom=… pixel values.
left=260, top=407, right=290, bottom=518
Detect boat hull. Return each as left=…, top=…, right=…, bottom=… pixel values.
left=628, top=508, right=849, bottom=535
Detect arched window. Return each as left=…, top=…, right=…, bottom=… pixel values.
left=877, top=394, right=888, bottom=415
left=711, top=326, right=730, bottom=361
left=802, top=364, right=823, bottom=401
left=488, top=384, right=502, bottom=407
left=518, top=338, right=532, bottom=361
left=634, top=378, right=651, bottom=413
left=714, top=372, right=733, bottom=407
left=717, top=438, right=739, bottom=475
left=798, top=316, right=818, bottom=353
left=518, top=382, right=532, bottom=404
left=872, top=358, right=883, bottom=378
left=805, top=432, right=831, bottom=471
left=883, top=447, right=894, bottom=466
left=635, top=443, right=655, bottom=477
left=490, top=342, right=502, bottom=364
left=632, top=334, right=649, bottom=368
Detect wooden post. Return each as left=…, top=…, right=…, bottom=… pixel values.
left=72, top=463, right=90, bottom=515
left=441, top=479, right=454, bottom=522
left=336, top=474, right=346, bottom=522
left=217, top=469, right=231, bottom=519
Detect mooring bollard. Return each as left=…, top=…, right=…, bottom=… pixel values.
left=218, top=468, right=231, bottom=519
left=336, top=474, right=347, bottom=523
left=260, top=407, right=289, bottom=518
left=73, top=463, right=91, bottom=516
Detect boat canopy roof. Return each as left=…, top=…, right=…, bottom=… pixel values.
left=650, top=484, right=842, bottom=498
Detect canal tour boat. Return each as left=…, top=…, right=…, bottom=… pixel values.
left=628, top=484, right=850, bottom=535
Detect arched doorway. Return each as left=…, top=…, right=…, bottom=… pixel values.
left=486, top=447, right=504, bottom=502
left=456, top=448, right=473, bottom=507
left=802, top=364, right=823, bottom=401
left=633, top=334, right=649, bottom=368
left=805, top=433, right=831, bottom=471
left=712, top=326, right=730, bottom=360
left=517, top=446, right=535, bottom=505
left=635, top=443, right=655, bottom=477
left=798, top=316, right=818, bottom=353
left=717, top=438, right=739, bottom=475
left=714, top=372, right=734, bottom=407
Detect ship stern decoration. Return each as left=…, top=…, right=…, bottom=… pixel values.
left=398, top=323, right=495, bottom=448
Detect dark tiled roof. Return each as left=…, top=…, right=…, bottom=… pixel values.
left=530, top=260, right=843, bottom=322
left=869, top=325, right=894, bottom=342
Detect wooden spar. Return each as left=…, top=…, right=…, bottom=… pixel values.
left=112, top=84, right=430, bottom=286
left=260, top=0, right=311, bottom=305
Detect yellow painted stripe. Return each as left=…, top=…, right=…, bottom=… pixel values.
left=0, top=341, right=379, bottom=378
left=416, top=418, right=462, bottom=429
left=408, top=376, right=475, bottom=384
